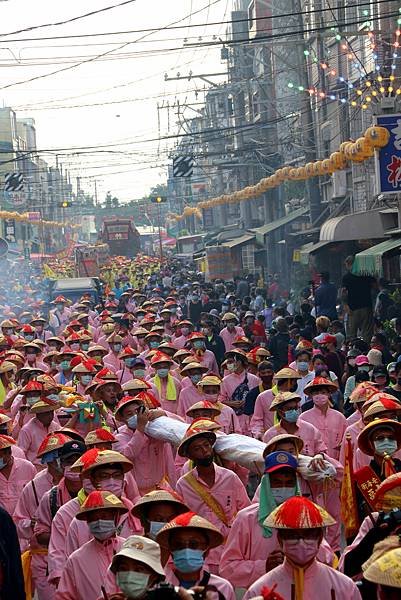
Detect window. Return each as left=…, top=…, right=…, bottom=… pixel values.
left=248, top=1, right=255, bottom=29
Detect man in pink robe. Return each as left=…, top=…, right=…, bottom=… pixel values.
left=17, top=402, right=59, bottom=468
left=0, top=434, right=36, bottom=517
left=243, top=496, right=361, bottom=600
left=175, top=428, right=250, bottom=574
left=220, top=313, right=245, bottom=351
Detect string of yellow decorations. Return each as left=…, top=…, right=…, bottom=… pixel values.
left=0, top=210, right=80, bottom=229
left=167, top=125, right=390, bottom=221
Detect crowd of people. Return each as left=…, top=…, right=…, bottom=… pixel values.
left=0, top=253, right=400, bottom=600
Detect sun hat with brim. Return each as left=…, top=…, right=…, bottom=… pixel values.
left=0, top=414, right=11, bottom=425
left=349, top=382, right=379, bottom=404
left=181, top=356, right=201, bottom=366
left=144, top=331, right=163, bottom=341
left=71, top=448, right=133, bottom=474
left=186, top=400, right=221, bottom=418
left=76, top=490, right=127, bottom=521
left=221, top=312, right=238, bottom=323
left=36, top=375, right=61, bottom=392
left=303, top=376, right=338, bottom=395
left=52, top=296, right=68, bottom=304
left=37, top=432, right=72, bottom=458
left=47, top=337, right=64, bottom=346
left=110, top=535, right=165, bottom=576
left=364, top=399, right=401, bottom=421
left=177, top=420, right=217, bottom=457
left=43, top=351, right=60, bottom=364
left=180, top=362, right=208, bottom=376
left=23, top=342, right=41, bottom=352
left=197, top=375, right=221, bottom=388
left=131, top=489, right=189, bottom=519
left=30, top=400, right=59, bottom=414
left=232, top=336, right=252, bottom=347
left=150, top=351, right=173, bottom=367
left=273, top=367, right=301, bottom=382
left=269, top=392, right=302, bottom=411
left=314, top=333, right=336, bottom=346
left=84, top=428, right=116, bottom=446
left=0, top=434, right=16, bottom=449
left=0, top=319, right=14, bottom=328
left=373, top=473, right=401, bottom=511
left=86, top=345, right=108, bottom=356
left=122, top=379, right=151, bottom=393
left=133, top=327, right=151, bottom=338
left=357, top=418, right=401, bottom=456
left=363, top=545, right=401, bottom=588
left=72, top=360, right=97, bottom=374
left=58, top=349, right=79, bottom=359
left=224, top=349, right=248, bottom=362
left=264, top=451, right=298, bottom=474
left=0, top=360, right=16, bottom=374
left=263, top=496, right=336, bottom=529
left=94, top=380, right=122, bottom=395
left=156, top=511, right=224, bottom=550
left=115, top=395, right=143, bottom=417
left=130, top=391, right=161, bottom=409
left=263, top=433, right=304, bottom=458
left=118, top=347, right=139, bottom=359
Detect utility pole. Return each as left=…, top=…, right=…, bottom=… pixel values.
left=94, top=179, right=98, bottom=207
left=157, top=200, right=163, bottom=260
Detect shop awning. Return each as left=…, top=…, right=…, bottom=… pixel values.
left=222, top=234, right=255, bottom=249
left=299, top=241, right=331, bottom=265
left=353, top=237, right=401, bottom=276
left=251, top=207, right=308, bottom=245
left=320, top=209, right=388, bottom=242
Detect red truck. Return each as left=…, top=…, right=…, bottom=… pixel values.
left=99, top=218, right=141, bottom=258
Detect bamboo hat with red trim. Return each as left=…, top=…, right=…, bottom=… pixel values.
left=0, top=434, right=16, bottom=449
left=76, top=490, right=127, bottom=520
left=156, top=511, right=224, bottom=549
left=131, top=489, right=189, bottom=519
left=177, top=419, right=217, bottom=457
left=84, top=428, right=116, bottom=447
left=263, top=433, right=304, bottom=458
left=303, top=376, right=338, bottom=395
left=364, top=398, right=401, bottom=421
left=150, top=351, right=173, bottom=366
left=186, top=400, right=221, bottom=418
left=373, top=473, right=401, bottom=511
left=357, top=418, right=401, bottom=456
left=37, top=432, right=72, bottom=458
left=122, top=378, right=151, bottom=393
left=71, top=448, right=133, bottom=474
left=349, top=381, right=379, bottom=404
left=264, top=496, right=336, bottom=529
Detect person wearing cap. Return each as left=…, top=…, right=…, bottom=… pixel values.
left=175, top=426, right=250, bottom=574
left=201, top=319, right=226, bottom=367
left=56, top=491, right=128, bottom=600
left=339, top=473, right=401, bottom=582
left=49, top=297, right=72, bottom=333
left=172, top=320, right=193, bottom=350
left=194, top=375, right=241, bottom=434
left=104, top=534, right=166, bottom=598
left=71, top=359, right=97, bottom=395
left=176, top=363, right=209, bottom=419
left=92, top=379, right=123, bottom=429
left=132, top=489, right=188, bottom=556
left=363, top=539, right=401, bottom=599
left=250, top=368, right=301, bottom=440
left=262, top=392, right=328, bottom=460
left=220, top=313, right=245, bottom=351
left=33, top=439, right=86, bottom=593
left=156, top=512, right=235, bottom=599
left=187, top=332, right=219, bottom=375
left=316, top=333, right=345, bottom=381
left=220, top=349, right=260, bottom=434
left=114, top=395, right=177, bottom=495
left=23, top=341, right=47, bottom=371
left=243, top=496, right=361, bottom=600
left=18, top=399, right=60, bottom=468
left=149, top=352, right=182, bottom=413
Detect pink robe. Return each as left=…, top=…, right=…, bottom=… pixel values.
left=150, top=375, right=182, bottom=413
left=176, top=464, right=250, bottom=573
left=177, top=384, right=204, bottom=418
left=262, top=420, right=327, bottom=457
left=0, top=457, right=36, bottom=517
left=46, top=496, right=80, bottom=584
left=243, top=559, right=362, bottom=600
left=198, top=349, right=219, bottom=374
left=220, top=371, right=261, bottom=434
left=56, top=536, right=125, bottom=600
left=346, top=410, right=360, bottom=425
left=220, top=326, right=245, bottom=351
left=103, top=352, right=123, bottom=372
left=250, top=389, right=275, bottom=438
left=17, top=418, right=59, bottom=468
left=173, top=334, right=191, bottom=349
left=165, top=566, right=235, bottom=600
left=219, top=503, right=335, bottom=589
left=115, top=425, right=177, bottom=494
left=299, top=406, right=347, bottom=461
left=338, top=419, right=365, bottom=468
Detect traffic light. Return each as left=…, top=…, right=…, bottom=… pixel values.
left=58, top=201, right=72, bottom=208
left=150, top=196, right=167, bottom=203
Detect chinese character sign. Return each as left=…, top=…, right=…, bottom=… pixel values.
left=376, top=114, right=401, bottom=194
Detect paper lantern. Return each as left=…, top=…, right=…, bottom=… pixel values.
left=330, top=151, right=347, bottom=170
left=364, top=126, right=390, bottom=148
left=321, top=159, right=334, bottom=174
left=355, top=137, right=374, bottom=158
left=305, top=162, right=315, bottom=177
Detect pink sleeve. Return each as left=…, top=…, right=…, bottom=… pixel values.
left=219, top=381, right=230, bottom=404
left=314, top=428, right=328, bottom=455
left=55, top=557, right=78, bottom=599
left=124, top=471, right=140, bottom=503
left=219, top=517, right=265, bottom=587
left=16, top=426, right=31, bottom=454
left=119, top=429, right=148, bottom=461
left=33, top=491, right=51, bottom=537
left=103, top=567, right=120, bottom=596
left=48, top=511, right=70, bottom=583
left=235, top=476, right=252, bottom=511
left=13, top=482, right=37, bottom=541
left=250, top=394, right=269, bottom=438
left=64, top=520, right=81, bottom=559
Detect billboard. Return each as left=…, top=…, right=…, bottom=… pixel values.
left=375, top=113, right=401, bottom=194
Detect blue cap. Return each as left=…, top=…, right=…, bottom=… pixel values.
left=264, top=451, right=298, bottom=474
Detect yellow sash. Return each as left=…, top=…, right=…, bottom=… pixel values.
left=184, top=471, right=229, bottom=527
left=154, top=374, right=177, bottom=401
left=21, top=548, right=48, bottom=600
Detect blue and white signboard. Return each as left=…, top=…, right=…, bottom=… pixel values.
left=375, top=114, right=401, bottom=194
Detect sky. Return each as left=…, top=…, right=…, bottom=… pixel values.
left=0, top=0, right=231, bottom=203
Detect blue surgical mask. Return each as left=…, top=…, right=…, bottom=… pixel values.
left=27, top=395, right=41, bottom=406
left=190, top=374, right=202, bottom=385
left=297, top=361, right=309, bottom=372
left=59, top=360, right=70, bottom=371
left=149, top=521, right=166, bottom=540
left=134, top=368, right=146, bottom=378
left=88, top=519, right=117, bottom=540
left=127, top=415, right=138, bottom=430
left=81, top=374, right=93, bottom=385
left=56, top=304, right=64, bottom=311
left=46, top=394, right=59, bottom=402
left=0, top=457, right=7, bottom=470
left=124, top=357, right=136, bottom=367
left=81, top=343, right=90, bottom=351
left=149, top=341, right=159, bottom=349
left=193, top=340, right=204, bottom=350
left=113, top=344, right=122, bottom=353
left=24, top=335, right=34, bottom=342
left=157, top=368, right=169, bottom=378
left=284, top=408, right=301, bottom=423
left=116, top=572, right=149, bottom=599
left=374, top=438, right=398, bottom=456
left=172, top=548, right=204, bottom=573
